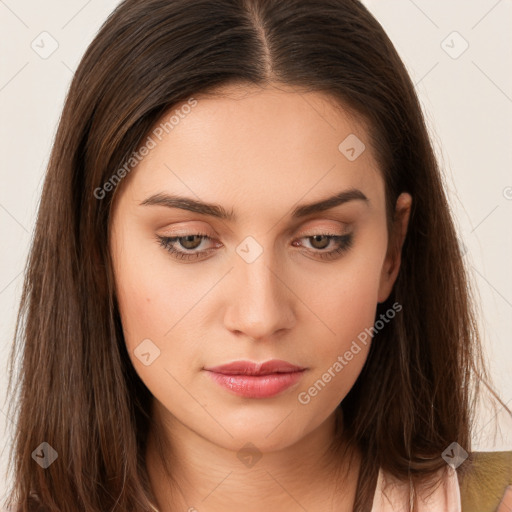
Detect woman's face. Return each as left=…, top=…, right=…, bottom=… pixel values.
left=109, top=83, right=411, bottom=453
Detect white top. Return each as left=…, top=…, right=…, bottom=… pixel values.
left=371, top=465, right=461, bottom=511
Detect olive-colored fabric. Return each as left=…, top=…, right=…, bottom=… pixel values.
left=459, top=451, right=512, bottom=512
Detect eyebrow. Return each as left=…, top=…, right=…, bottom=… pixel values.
left=139, top=188, right=369, bottom=221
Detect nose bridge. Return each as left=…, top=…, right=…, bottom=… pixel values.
left=224, top=237, right=295, bottom=340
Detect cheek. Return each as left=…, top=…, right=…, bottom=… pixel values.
left=295, top=251, right=383, bottom=355
left=114, top=265, right=168, bottom=347
left=293, top=244, right=384, bottom=405
left=302, top=284, right=375, bottom=391
left=113, top=234, right=218, bottom=411
left=112, top=233, right=189, bottom=365
left=296, top=285, right=375, bottom=413
left=114, top=264, right=194, bottom=408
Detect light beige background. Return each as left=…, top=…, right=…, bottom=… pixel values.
left=1, top=0, right=511, bottom=504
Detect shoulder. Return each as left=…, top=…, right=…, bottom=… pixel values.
left=459, top=450, right=512, bottom=512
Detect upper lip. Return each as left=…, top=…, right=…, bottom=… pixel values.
left=204, top=359, right=306, bottom=376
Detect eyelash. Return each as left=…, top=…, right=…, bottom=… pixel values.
left=156, top=231, right=354, bottom=262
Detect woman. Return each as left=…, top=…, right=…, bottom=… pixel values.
left=4, top=0, right=511, bottom=511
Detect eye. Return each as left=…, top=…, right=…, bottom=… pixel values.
left=156, top=231, right=354, bottom=262
left=293, top=233, right=354, bottom=261
left=156, top=232, right=220, bottom=261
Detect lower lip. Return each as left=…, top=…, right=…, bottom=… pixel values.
left=206, top=370, right=305, bottom=398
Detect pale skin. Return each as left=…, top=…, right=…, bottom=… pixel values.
left=109, top=83, right=412, bottom=511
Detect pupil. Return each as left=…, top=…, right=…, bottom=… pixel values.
left=311, top=235, right=329, bottom=249
left=181, top=235, right=201, bottom=250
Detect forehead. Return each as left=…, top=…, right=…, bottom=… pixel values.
left=116, top=83, right=384, bottom=218
left=166, top=82, right=371, bottom=163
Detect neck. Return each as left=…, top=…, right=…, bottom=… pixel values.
left=145, top=404, right=361, bottom=512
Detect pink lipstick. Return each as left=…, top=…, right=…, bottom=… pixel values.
left=204, top=359, right=306, bottom=399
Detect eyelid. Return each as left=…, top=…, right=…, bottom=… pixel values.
left=294, top=221, right=351, bottom=237
left=157, top=223, right=216, bottom=237
left=157, top=210, right=352, bottom=228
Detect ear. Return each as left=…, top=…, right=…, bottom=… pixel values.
left=377, top=192, right=412, bottom=304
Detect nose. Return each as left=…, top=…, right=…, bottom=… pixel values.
left=223, top=247, right=296, bottom=342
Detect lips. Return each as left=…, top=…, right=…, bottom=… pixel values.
left=204, top=359, right=306, bottom=375
left=204, top=359, right=306, bottom=398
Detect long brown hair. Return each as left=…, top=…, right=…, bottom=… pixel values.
left=5, top=0, right=510, bottom=511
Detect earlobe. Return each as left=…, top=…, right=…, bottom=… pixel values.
left=377, top=192, right=412, bottom=304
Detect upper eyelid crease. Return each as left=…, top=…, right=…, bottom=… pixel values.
left=139, top=188, right=369, bottom=221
